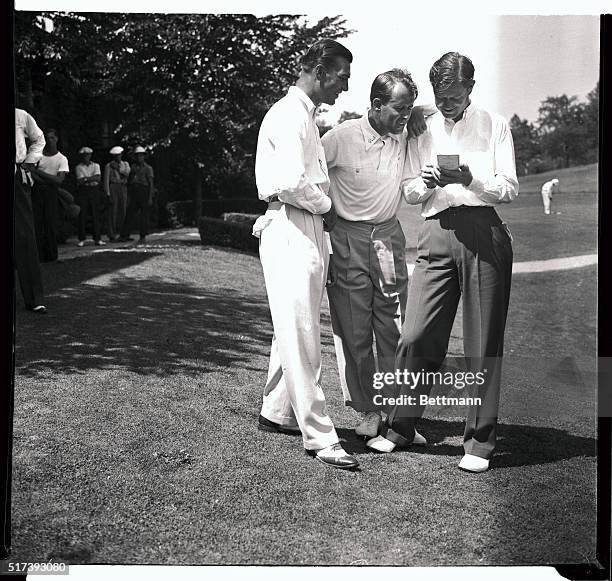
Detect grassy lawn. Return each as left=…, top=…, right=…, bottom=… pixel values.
left=10, top=164, right=598, bottom=567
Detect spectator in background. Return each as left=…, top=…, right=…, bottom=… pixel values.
left=14, top=108, right=47, bottom=313
left=74, top=147, right=105, bottom=247
left=120, top=146, right=154, bottom=243
left=29, top=128, right=69, bottom=262
left=104, top=146, right=130, bottom=241
left=541, top=178, right=559, bottom=215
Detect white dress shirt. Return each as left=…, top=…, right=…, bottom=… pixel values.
left=255, top=86, right=331, bottom=215
left=322, top=115, right=406, bottom=223
left=15, top=108, right=45, bottom=165
left=401, top=104, right=519, bottom=218
left=541, top=179, right=559, bottom=196
left=75, top=162, right=102, bottom=184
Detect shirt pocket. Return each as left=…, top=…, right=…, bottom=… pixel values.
left=343, top=163, right=378, bottom=191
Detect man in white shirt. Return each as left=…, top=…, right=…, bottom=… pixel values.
left=366, top=52, right=518, bottom=473
left=322, top=69, right=427, bottom=440
left=75, top=147, right=105, bottom=246
left=254, top=38, right=358, bottom=469
left=29, top=128, right=69, bottom=262
left=541, top=178, right=559, bottom=215
left=14, top=108, right=47, bottom=313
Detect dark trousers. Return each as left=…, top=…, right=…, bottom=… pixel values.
left=382, top=206, right=513, bottom=459
left=121, top=184, right=150, bottom=239
left=31, top=182, right=59, bottom=262
left=76, top=185, right=101, bottom=242
left=327, top=217, right=408, bottom=412
left=14, top=170, right=44, bottom=308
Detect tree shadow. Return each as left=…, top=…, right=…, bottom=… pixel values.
left=15, top=251, right=274, bottom=378
left=337, top=417, right=595, bottom=470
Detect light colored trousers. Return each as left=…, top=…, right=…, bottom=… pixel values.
left=327, top=217, right=408, bottom=412
left=259, top=203, right=339, bottom=451
left=541, top=189, right=552, bottom=214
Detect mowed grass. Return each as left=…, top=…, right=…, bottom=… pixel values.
left=11, top=165, right=598, bottom=566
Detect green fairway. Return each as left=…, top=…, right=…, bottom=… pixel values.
left=11, top=164, right=598, bottom=566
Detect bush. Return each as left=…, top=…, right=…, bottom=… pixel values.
left=201, top=198, right=267, bottom=218
left=222, top=212, right=260, bottom=226
left=198, top=216, right=259, bottom=253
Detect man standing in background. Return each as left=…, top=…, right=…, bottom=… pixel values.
left=104, top=146, right=130, bottom=241
left=14, top=108, right=46, bottom=314
left=29, top=128, right=69, bottom=262
left=120, top=146, right=154, bottom=243
left=74, top=146, right=105, bottom=247
left=253, top=38, right=358, bottom=470
left=541, top=177, right=559, bottom=215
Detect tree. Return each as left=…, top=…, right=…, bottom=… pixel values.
left=338, top=110, right=362, bottom=124
left=509, top=114, right=539, bottom=176
left=537, top=94, right=592, bottom=168
left=14, top=12, right=352, bottom=211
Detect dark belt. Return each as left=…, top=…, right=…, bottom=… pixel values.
left=428, top=205, right=496, bottom=219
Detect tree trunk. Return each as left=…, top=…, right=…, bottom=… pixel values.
left=194, top=165, right=203, bottom=224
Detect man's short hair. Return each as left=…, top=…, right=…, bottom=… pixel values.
left=370, top=69, right=418, bottom=105
left=300, top=38, right=353, bottom=73
left=429, top=52, right=475, bottom=93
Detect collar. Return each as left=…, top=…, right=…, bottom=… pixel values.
left=444, top=102, right=475, bottom=127
left=361, top=113, right=402, bottom=151
left=288, top=86, right=317, bottom=116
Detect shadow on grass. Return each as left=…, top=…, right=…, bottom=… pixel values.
left=337, top=417, right=595, bottom=469
left=16, top=251, right=273, bottom=378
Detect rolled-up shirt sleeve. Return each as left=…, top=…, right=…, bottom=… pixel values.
left=466, top=117, right=519, bottom=204
left=400, top=136, right=438, bottom=205
left=24, top=113, right=45, bottom=164
left=256, top=98, right=331, bottom=216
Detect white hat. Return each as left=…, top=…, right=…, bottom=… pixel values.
left=133, top=146, right=146, bottom=154
left=79, top=146, right=93, bottom=154
left=109, top=146, right=124, bottom=155
left=552, top=178, right=559, bottom=184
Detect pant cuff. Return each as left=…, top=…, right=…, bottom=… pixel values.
left=380, top=424, right=412, bottom=448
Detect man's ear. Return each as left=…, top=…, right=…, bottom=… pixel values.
left=314, top=64, right=327, bottom=81
left=372, top=97, right=382, bottom=111
left=466, top=80, right=475, bottom=95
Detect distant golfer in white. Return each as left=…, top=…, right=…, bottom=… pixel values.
left=253, top=39, right=359, bottom=470
left=541, top=178, right=559, bottom=214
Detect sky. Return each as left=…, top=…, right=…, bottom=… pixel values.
left=320, top=14, right=600, bottom=124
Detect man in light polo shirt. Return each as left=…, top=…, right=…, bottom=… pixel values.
left=75, top=146, right=105, bottom=247
left=321, top=69, right=429, bottom=439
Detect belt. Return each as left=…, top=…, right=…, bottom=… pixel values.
left=428, top=205, right=495, bottom=219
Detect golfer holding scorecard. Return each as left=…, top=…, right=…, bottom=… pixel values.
left=367, top=52, right=518, bottom=473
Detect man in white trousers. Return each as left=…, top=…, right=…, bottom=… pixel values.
left=541, top=178, right=559, bottom=214
left=253, top=39, right=358, bottom=470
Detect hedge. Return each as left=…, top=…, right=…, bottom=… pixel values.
left=201, top=198, right=267, bottom=218
left=198, top=216, right=259, bottom=253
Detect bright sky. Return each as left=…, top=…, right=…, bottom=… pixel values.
left=15, top=1, right=601, bottom=127
left=320, top=13, right=600, bottom=125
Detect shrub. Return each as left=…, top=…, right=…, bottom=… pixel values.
left=198, top=216, right=259, bottom=253
left=222, top=212, right=260, bottom=227
left=166, top=200, right=195, bottom=226
left=201, top=198, right=267, bottom=218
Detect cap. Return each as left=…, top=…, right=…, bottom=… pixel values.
left=109, top=146, right=124, bottom=155
left=79, top=146, right=93, bottom=154
left=552, top=178, right=559, bottom=184
left=133, top=146, right=146, bottom=154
